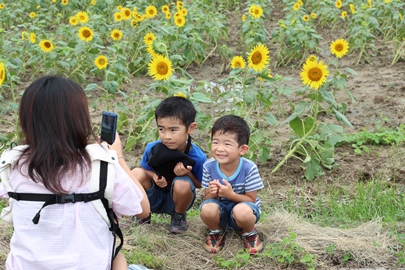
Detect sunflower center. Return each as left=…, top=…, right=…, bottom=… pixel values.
left=335, top=44, right=343, bottom=52
left=125, top=10, right=131, bottom=16
left=252, top=52, right=262, bottom=65
left=235, top=62, right=242, bottom=68
left=157, top=62, right=168, bottom=75
left=0, top=70, right=4, bottom=80
left=99, top=59, right=105, bottom=65
left=177, top=18, right=182, bottom=24
left=254, top=9, right=259, bottom=15
left=114, top=33, right=120, bottom=38
left=83, top=30, right=91, bottom=38
left=44, top=42, right=51, bottom=48
left=308, top=67, right=323, bottom=81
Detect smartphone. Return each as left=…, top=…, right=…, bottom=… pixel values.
left=100, top=111, right=118, bottom=144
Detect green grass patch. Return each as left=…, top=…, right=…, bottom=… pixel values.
left=282, top=180, right=405, bottom=227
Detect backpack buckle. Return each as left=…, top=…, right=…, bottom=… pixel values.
left=58, top=194, right=75, bottom=203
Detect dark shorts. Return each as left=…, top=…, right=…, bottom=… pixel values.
left=199, top=199, right=260, bottom=233
left=146, top=176, right=196, bottom=215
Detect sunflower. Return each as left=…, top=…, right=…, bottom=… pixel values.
left=76, top=11, right=88, bottom=23
left=29, top=12, right=36, bottom=18
left=176, top=1, right=183, bottom=9
left=242, top=14, right=246, bottom=21
left=367, top=0, right=372, bottom=8
left=39, top=39, right=54, bottom=53
left=148, top=54, right=173, bottom=81
left=162, top=5, right=169, bottom=13
left=330, top=39, right=349, bottom=58
left=174, top=11, right=182, bottom=18
left=94, top=55, right=108, bottom=69
left=293, top=3, right=300, bottom=11
left=0, top=4, right=4, bottom=9
left=303, top=15, right=309, bottom=21
left=180, top=8, right=188, bottom=16
left=21, top=31, right=28, bottom=40
left=306, top=54, right=317, bottom=63
left=110, top=29, right=123, bottom=41
left=114, top=11, right=123, bottom=21
left=69, top=16, right=78, bottom=26
left=146, top=5, right=157, bottom=18
left=144, top=32, right=156, bottom=45
left=230, top=56, right=246, bottom=69
left=29, top=32, right=36, bottom=43
left=165, top=12, right=171, bottom=19
left=300, top=60, right=329, bottom=90
left=146, top=45, right=157, bottom=58
left=173, top=92, right=187, bottom=98
left=249, top=5, right=263, bottom=19
left=400, top=13, right=403, bottom=21
left=0, top=62, right=5, bottom=86
left=130, top=19, right=138, bottom=27
left=174, top=16, right=185, bottom=27
left=121, top=7, right=131, bottom=20
left=91, top=0, right=96, bottom=5
left=311, top=13, right=317, bottom=19
left=133, top=13, right=142, bottom=22
left=335, top=0, right=342, bottom=9
left=341, top=11, right=347, bottom=18
left=117, top=5, right=122, bottom=10
left=350, top=4, right=357, bottom=14
left=78, top=26, right=93, bottom=42
left=248, top=44, right=270, bottom=72
left=384, top=0, right=390, bottom=3
left=61, top=0, right=68, bottom=5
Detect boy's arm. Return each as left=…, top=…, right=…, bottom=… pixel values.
left=204, top=187, right=219, bottom=200
left=174, top=163, right=202, bottom=188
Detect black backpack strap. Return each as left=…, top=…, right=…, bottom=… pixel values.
left=8, top=191, right=103, bottom=224
left=184, top=134, right=192, bottom=154
left=98, top=161, right=123, bottom=262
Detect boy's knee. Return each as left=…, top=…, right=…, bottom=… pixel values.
left=173, top=180, right=192, bottom=194
left=201, top=202, right=220, bottom=217
left=132, top=168, right=151, bottom=189
left=232, top=203, right=255, bottom=221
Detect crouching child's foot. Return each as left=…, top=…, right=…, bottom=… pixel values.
left=240, top=228, right=263, bottom=254
left=203, top=230, right=226, bottom=253
left=134, top=212, right=151, bottom=225
left=169, top=211, right=188, bottom=234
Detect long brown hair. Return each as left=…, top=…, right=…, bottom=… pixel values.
left=18, top=75, right=96, bottom=194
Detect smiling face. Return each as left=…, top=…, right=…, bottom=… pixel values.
left=157, top=117, right=195, bottom=152
left=211, top=131, right=248, bottom=167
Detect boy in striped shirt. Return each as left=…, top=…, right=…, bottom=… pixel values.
left=200, top=115, right=264, bottom=254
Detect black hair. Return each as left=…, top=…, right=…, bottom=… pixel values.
left=211, top=115, right=250, bottom=146
left=155, top=96, right=196, bottom=128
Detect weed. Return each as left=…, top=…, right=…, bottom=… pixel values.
left=213, top=249, right=250, bottom=269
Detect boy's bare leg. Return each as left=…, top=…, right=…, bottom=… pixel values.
left=172, top=180, right=192, bottom=213
left=112, top=252, right=127, bottom=270
left=200, top=203, right=222, bottom=230
left=232, top=203, right=256, bottom=233
left=132, top=168, right=152, bottom=190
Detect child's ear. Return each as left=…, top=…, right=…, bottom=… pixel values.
left=187, top=122, right=197, bottom=134
left=239, top=144, right=249, bottom=155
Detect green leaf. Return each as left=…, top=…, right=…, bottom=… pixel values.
left=264, top=112, right=279, bottom=126
left=190, top=92, right=212, bottom=103
left=84, top=83, right=98, bottom=91
left=304, top=158, right=324, bottom=180
left=124, top=135, right=137, bottom=152
left=290, top=116, right=315, bottom=138
left=333, top=108, right=353, bottom=128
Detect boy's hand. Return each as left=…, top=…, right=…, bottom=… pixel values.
left=217, top=179, right=234, bottom=198
left=173, top=162, right=192, bottom=177
left=208, top=180, right=220, bottom=194
left=153, top=174, right=167, bottom=188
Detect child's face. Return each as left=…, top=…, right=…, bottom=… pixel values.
left=211, top=131, right=248, bottom=165
left=157, top=117, right=195, bottom=152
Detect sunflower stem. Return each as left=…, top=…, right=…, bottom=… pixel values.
left=272, top=91, right=319, bottom=174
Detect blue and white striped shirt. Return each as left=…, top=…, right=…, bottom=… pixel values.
left=202, top=157, right=264, bottom=209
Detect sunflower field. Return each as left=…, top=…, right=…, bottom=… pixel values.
left=1, top=0, right=405, bottom=267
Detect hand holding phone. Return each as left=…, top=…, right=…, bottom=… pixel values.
left=100, top=111, right=118, bottom=144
